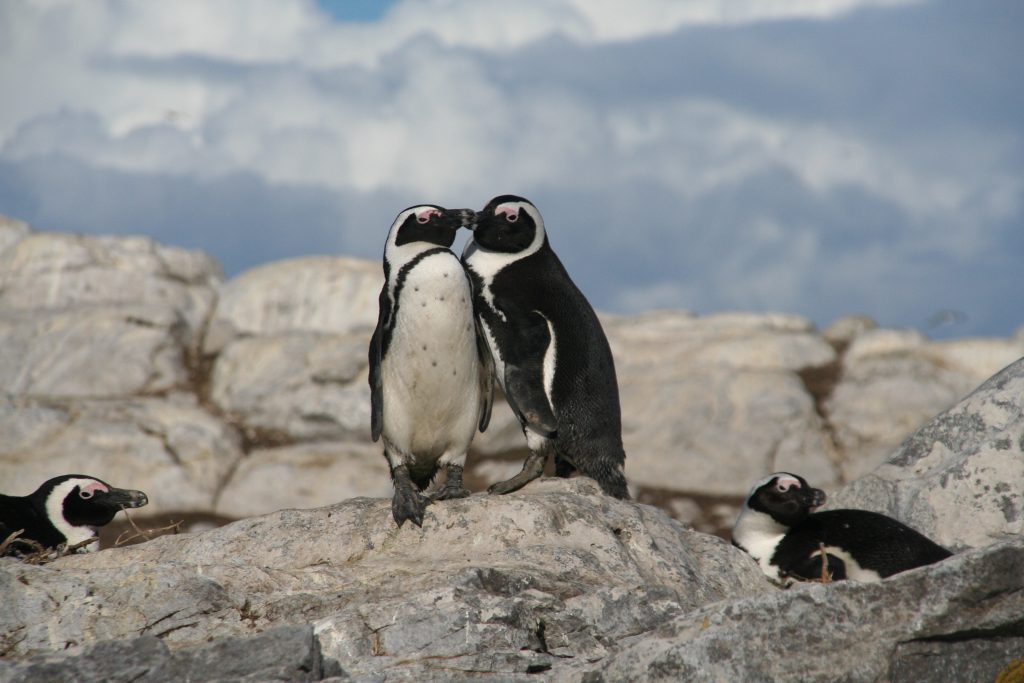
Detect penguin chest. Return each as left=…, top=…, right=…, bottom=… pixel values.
left=382, top=259, right=480, bottom=453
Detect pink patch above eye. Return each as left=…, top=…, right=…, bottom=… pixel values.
left=416, top=208, right=440, bottom=223
left=81, top=481, right=109, bottom=495
left=775, top=477, right=801, bottom=492
left=495, top=205, right=519, bottom=220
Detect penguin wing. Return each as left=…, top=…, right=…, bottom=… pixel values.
left=475, top=317, right=495, bottom=433
left=368, top=283, right=390, bottom=443
left=501, top=310, right=558, bottom=437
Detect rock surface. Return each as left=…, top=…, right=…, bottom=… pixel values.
left=831, top=356, right=1024, bottom=551
left=1, top=214, right=1022, bottom=533
left=0, top=478, right=769, bottom=680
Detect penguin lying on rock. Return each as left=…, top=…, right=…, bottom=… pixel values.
left=369, top=204, right=493, bottom=528
left=1, top=474, right=149, bottom=554
left=459, top=195, right=629, bottom=499
left=732, top=472, right=952, bottom=584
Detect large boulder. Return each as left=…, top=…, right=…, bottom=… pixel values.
left=593, top=537, right=1024, bottom=682
left=0, top=478, right=768, bottom=679
left=830, top=356, right=1024, bottom=551
left=0, top=394, right=241, bottom=516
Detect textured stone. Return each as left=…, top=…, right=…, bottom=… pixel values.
left=0, top=231, right=220, bottom=345
left=0, top=625, right=342, bottom=683
left=830, top=356, right=1024, bottom=551
left=826, top=328, right=1024, bottom=480
left=210, top=331, right=371, bottom=443
left=0, top=395, right=241, bottom=516
left=601, top=311, right=839, bottom=496
left=0, top=478, right=769, bottom=676
left=213, top=256, right=382, bottom=336
left=216, top=441, right=392, bottom=518
left=592, top=538, right=1024, bottom=682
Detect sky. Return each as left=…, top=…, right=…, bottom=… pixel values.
left=0, top=0, right=1021, bottom=338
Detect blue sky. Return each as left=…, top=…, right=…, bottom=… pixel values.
left=0, top=0, right=1021, bottom=338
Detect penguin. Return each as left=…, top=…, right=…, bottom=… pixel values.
left=731, top=472, right=953, bottom=584
left=459, top=195, right=629, bottom=499
left=369, top=204, right=493, bottom=527
left=0, top=474, right=148, bottom=553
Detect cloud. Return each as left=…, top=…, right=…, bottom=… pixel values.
left=0, top=0, right=1021, bottom=337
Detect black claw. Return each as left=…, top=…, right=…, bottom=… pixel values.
left=390, top=463, right=431, bottom=527
left=431, top=464, right=471, bottom=501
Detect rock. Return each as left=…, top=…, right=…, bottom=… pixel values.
left=210, top=332, right=371, bottom=443
left=216, top=441, right=392, bottom=518
left=0, top=478, right=769, bottom=679
left=826, top=328, right=1024, bottom=480
left=0, top=215, right=30, bottom=255
left=0, top=231, right=220, bottom=346
left=822, top=314, right=877, bottom=347
left=830, top=356, right=1024, bottom=551
left=601, top=311, right=840, bottom=497
left=592, top=537, right=1024, bottom=682
left=0, top=395, right=241, bottom=516
left=213, top=257, right=382, bottom=337
left=0, top=625, right=343, bottom=683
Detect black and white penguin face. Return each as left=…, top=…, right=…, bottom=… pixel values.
left=387, top=205, right=461, bottom=252
left=744, top=472, right=826, bottom=527
left=465, top=195, right=546, bottom=255
left=34, top=475, right=149, bottom=545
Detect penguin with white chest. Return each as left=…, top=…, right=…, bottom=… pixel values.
left=369, top=205, right=493, bottom=527
left=459, top=195, right=629, bottom=499
left=1, top=475, right=148, bottom=553
left=732, top=472, right=952, bottom=584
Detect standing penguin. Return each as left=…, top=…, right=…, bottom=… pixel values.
left=732, top=472, right=953, bottom=584
left=1, top=474, right=148, bottom=553
left=369, top=204, right=493, bottom=527
left=460, top=195, right=629, bottom=499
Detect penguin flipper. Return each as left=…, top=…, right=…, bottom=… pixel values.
left=504, top=362, right=558, bottom=437
left=368, top=284, right=390, bottom=443
left=475, top=317, right=495, bottom=433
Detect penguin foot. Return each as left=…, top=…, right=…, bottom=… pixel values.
left=431, top=465, right=471, bottom=501
left=487, top=451, right=547, bottom=495
left=392, top=487, right=431, bottom=527
left=390, top=464, right=431, bottom=527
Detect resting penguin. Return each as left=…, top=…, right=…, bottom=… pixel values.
left=732, top=472, right=952, bottom=584
left=459, top=195, right=629, bottom=499
left=369, top=204, right=493, bottom=527
left=0, top=475, right=148, bottom=553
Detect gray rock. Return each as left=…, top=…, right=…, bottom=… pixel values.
left=890, top=636, right=1024, bottom=683
left=0, top=231, right=220, bottom=346
left=826, top=328, right=1024, bottom=480
left=0, top=478, right=768, bottom=678
left=830, top=356, right=1024, bottom=551
left=0, top=394, right=241, bottom=516
left=0, top=215, right=30, bottom=255
left=210, top=332, right=371, bottom=443
left=0, top=625, right=343, bottom=683
left=216, top=441, right=392, bottom=518
left=591, top=537, right=1024, bottom=682
left=603, top=311, right=840, bottom=497
left=213, top=257, right=382, bottom=336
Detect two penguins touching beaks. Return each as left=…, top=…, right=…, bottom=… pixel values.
left=368, top=193, right=955, bottom=587
left=369, top=195, right=628, bottom=528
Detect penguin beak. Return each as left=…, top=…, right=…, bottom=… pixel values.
left=451, top=208, right=478, bottom=231
left=804, top=487, right=827, bottom=510
left=99, top=487, right=149, bottom=510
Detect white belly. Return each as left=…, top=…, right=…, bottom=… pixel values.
left=381, top=257, right=481, bottom=461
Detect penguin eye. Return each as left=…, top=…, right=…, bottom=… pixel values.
left=506, top=212, right=519, bottom=223
left=776, top=482, right=791, bottom=493
left=416, top=215, right=430, bottom=224
left=79, top=489, right=94, bottom=500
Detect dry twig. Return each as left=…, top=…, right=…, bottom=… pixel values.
left=114, top=506, right=182, bottom=546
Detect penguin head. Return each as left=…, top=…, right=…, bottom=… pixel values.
left=743, top=472, right=826, bottom=527
left=463, top=195, right=547, bottom=255
left=387, top=204, right=462, bottom=252
left=29, top=475, right=149, bottom=547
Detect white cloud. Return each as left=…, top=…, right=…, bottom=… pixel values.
left=0, top=0, right=1020, bottom=336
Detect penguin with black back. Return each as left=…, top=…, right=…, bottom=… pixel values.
left=732, top=472, right=953, bottom=584
left=369, top=204, right=493, bottom=527
left=1, top=474, right=148, bottom=554
left=459, top=195, right=629, bottom=499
